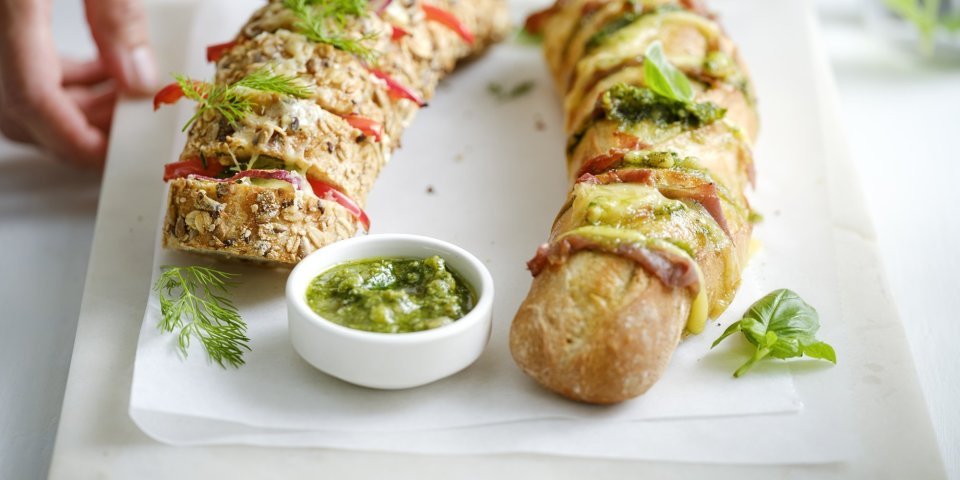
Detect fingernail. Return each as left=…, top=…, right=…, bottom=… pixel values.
left=128, top=46, right=158, bottom=93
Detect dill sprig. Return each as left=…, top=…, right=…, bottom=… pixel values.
left=234, top=68, right=313, bottom=97
left=176, top=67, right=312, bottom=132
left=283, top=0, right=378, bottom=60
left=154, top=266, right=250, bottom=368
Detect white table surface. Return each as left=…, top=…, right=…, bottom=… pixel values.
left=0, top=0, right=956, bottom=478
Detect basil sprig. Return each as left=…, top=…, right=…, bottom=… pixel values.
left=884, top=0, right=960, bottom=54
left=712, top=289, right=837, bottom=377
left=643, top=41, right=694, bottom=103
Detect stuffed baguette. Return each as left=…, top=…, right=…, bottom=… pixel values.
left=510, top=0, right=758, bottom=404
left=159, top=0, right=508, bottom=265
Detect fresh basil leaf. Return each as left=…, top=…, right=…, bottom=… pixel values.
left=731, top=331, right=776, bottom=378
left=711, top=319, right=742, bottom=348
left=762, top=331, right=778, bottom=348
left=743, top=289, right=820, bottom=358
left=882, top=0, right=947, bottom=54
left=738, top=317, right=769, bottom=348
left=643, top=41, right=694, bottom=103
left=801, top=341, right=837, bottom=363
left=941, top=12, right=960, bottom=31
left=712, top=289, right=837, bottom=377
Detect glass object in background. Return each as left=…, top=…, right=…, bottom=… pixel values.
left=865, top=0, right=960, bottom=56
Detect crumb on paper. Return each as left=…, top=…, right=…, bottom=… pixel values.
left=426, top=185, right=435, bottom=195
left=454, top=153, right=464, bottom=163
left=488, top=80, right=535, bottom=102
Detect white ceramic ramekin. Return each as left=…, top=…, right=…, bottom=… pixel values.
left=286, top=234, right=494, bottom=389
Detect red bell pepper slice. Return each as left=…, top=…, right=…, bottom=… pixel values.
left=153, top=80, right=206, bottom=111
left=307, top=178, right=371, bottom=232
left=422, top=4, right=474, bottom=45
left=341, top=114, right=383, bottom=142
left=163, top=157, right=225, bottom=181
left=153, top=82, right=186, bottom=111
left=368, top=68, right=426, bottom=107
left=207, top=40, right=238, bottom=63
left=390, top=25, right=409, bottom=41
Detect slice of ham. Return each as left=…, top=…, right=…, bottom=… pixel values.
left=525, top=0, right=603, bottom=35
left=186, top=169, right=305, bottom=191
left=746, top=155, right=756, bottom=187
left=523, top=7, right=556, bottom=35
left=576, top=149, right=627, bottom=178
left=577, top=167, right=732, bottom=237
left=679, top=0, right=715, bottom=18
left=527, top=235, right=701, bottom=291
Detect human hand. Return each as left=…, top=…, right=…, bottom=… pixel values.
left=0, top=0, right=158, bottom=168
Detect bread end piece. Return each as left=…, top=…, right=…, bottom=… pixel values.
left=509, top=251, right=690, bottom=404
left=162, top=178, right=359, bottom=266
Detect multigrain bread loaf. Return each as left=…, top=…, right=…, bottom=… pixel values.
left=164, top=178, right=357, bottom=264
left=161, top=0, right=509, bottom=266
left=510, top=0, right=759, bottom=404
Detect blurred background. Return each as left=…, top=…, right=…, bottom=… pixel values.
left=0, top=0, right=957, bottom=478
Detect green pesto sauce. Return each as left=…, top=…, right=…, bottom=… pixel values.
left=622, top=150, right=686, bottom=169
left=306, top=256, right=476, bottom=334
left=702, top=50, right=755, bottom=105
left=703, top=50, right=738, bottom=79
left=585, top=5, right=683, bottom=53
left=567, top=84, right=727, bottom=156
left=601, top=83, right=726, bottom=130
left=586, top=12, right=644, bottom=52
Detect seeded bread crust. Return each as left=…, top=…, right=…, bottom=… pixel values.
left=163, top=178, right=357, bottom=265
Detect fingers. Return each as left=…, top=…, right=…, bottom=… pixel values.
left=0, top=2, right=109, bottom=167
left=62, top=58, right=111, bottom=86
left=84, top=0, right=157, bottom=95
left=61, top=59, right=118, bottom=131
left=62, top=59, right=118, bottom=133
left=66, top=83, right=118, bottom=134
left=0, top=115, right=33, bottom=144
left=27, top=90, right=109, bottom=168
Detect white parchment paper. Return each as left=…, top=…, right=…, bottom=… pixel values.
left=130, top=0, right=853, bottom=463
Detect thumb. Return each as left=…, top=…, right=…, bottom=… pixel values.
left=84, top=0, right=158, bottom=95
